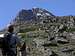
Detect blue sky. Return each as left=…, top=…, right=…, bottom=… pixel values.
left=0, top=0, right=75, bottom=30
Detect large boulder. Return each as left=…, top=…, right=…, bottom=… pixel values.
left=57, top=38, right=69, bottom=44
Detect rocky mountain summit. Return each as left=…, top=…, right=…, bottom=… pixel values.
left=2, top=8, right=75, bottom=56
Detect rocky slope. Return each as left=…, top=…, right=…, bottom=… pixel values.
left=6, top=8, right=75, bottom=56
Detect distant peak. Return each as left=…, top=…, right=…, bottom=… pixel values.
left=14, top=8, right=55, bottom=23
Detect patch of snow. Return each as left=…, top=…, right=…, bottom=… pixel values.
left=37, top=13, right=41, bottom=16
left=0, top=34, right=4, bottom=38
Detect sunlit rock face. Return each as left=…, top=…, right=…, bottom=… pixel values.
left=13, top=8, right=55, bottom=26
